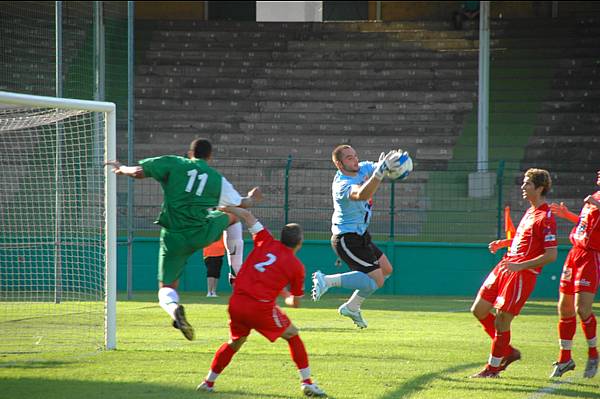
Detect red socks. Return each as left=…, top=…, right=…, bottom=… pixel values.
left=479, top=313, right=516, bottom=357
left=581, top=314, right=598, bottom=359
left=558, top=316, right=577, bottom=362
left=488, top=330, right=511, bottom=371
left=287, top=335, right=309, bottom=370
left=210, top=343, right=237, bottom=374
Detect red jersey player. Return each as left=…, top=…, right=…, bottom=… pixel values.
left=196, top=206, right=326, bottom=397
left=470, top=168, right=558, bottom=378
left=549, top=169, right=600, bottom=379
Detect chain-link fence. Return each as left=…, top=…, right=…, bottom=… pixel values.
left=117, top=158, right=598, bottom=244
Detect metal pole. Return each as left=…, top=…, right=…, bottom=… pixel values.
left=376, top=1, right=382, bottom=21
left=496, top=160, right=505, bottom=239
left=94, top=1, right=105, bottom=102
left=55, top=1, right=63, bottom=98
left=54, top=1, right=63, bottom=304
left=477, top=1, right=490, bottom=172
left=284, top=155, right=292, bottom=225
left=127, top=1, right=135, bottom=300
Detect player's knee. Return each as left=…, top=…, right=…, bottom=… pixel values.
left=228, top=337, right=246, bottom=352
left=576, top=304, right=593, bottom=320
left=281, top=324, right=299, bottom=340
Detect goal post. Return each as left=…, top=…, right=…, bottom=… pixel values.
left=0, top=90, right=116, bottom=352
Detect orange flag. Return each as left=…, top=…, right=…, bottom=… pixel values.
left=504, top=206, right=516, bottom=239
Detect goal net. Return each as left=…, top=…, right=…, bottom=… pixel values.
left=0, top=91, right=116, bottom=354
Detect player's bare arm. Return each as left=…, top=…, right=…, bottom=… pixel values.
left=349, top=178, right=382, bottom=201
left=488, top=239, right=513, bottom=254
left=505, top=247, right=558, bottom=272
left=220, top=206, right=259, bottom=228
left=550, top=202, right=579, bottom=224
left=349, top=150, right=401, bottom=201
left=239, top=186, right=263, bottom=208
left=105, top=160, right=146, bottom=179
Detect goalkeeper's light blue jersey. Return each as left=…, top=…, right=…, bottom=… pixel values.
left=331, top=161, right=376, bottom=235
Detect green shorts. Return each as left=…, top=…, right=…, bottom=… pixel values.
left=158, top=210, right=230, bottom=285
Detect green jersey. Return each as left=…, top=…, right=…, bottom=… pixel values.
left=140, top=155, right=226, bottom=231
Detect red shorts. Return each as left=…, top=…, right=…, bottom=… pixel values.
left=559, top=246, right=600, bottom=295
left=478, top=262, right=538, bottom=315
left=228, top=294, right=291, bottom=342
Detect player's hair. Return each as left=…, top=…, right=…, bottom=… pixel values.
left=189, top=138, right=212, bottom=159
left=525, top=168, right=552, bottom=196
left=331, top=144, right=352, bottom=165
left=280, top=223, right=303, bottom=249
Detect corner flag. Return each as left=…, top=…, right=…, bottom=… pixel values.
left=504, top=206, right=516, bottom=239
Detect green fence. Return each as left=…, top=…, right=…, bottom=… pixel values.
left=119, top=158, right=578, bottom=243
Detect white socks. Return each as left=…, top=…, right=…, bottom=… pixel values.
left=345, top=290, right=366, bottom=312
left=158, top=287, right=179, bottom=320
left=299, top=367, right=311, bottom=381
left=224, top=222, right=244, bottom=274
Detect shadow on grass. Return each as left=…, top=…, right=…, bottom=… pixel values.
left=379, top=362, right=480, bottom=399
left=0, top=359, right=73, bottom=369
left=0, top=377, right=295, bottom=399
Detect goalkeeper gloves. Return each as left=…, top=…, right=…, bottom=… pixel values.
left=373, top=150, right=400, bottom=180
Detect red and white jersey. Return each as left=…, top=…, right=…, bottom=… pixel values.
left=233, top=228, right=305, bottom=302
left=506, top=203, right=557, bottom=274
left=570, top=191, right=600, bottom=251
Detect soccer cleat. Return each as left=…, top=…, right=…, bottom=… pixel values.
left=499, top=348, right=521, bottom=371
left=549, top=359, right=576, bottom=378
left=311, top=271, right=329, bottom=301
left=173, top=305, right=195, bottom=341
left=301, top=382, right=326, bottom=397
left=338, top=303, right=367, bottom=329
left=470, top=367, right=500, bottom=378
left=206, top=292, right=218, bottom=298
left=583, top=357, right=599, bottom=378
left=196, top=380, right=214, bottom=393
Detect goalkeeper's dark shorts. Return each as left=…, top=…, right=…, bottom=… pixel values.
left=331, top=231, right=383, bottom=274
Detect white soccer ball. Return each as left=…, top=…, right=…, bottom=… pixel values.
left=386, top=152, right=413, bottom=181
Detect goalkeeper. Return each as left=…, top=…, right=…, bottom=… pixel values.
left=106, top=138, right=262, bottom=341
left=311, top=145, right=404, bottom=328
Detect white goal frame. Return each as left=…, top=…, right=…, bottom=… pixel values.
left=0, top=90, right=117, bottom=350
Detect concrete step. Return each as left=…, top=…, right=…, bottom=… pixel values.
left=135, top=98, right=474, bottom=114
left=132, top=142, right=452, bottom=162
left=271, top=49, right=479, bottom=61
left=534, top=124, right=600, bottom=136
left=536, top=112, right=600, bottom=124
left=134, top=133, right=457, bottom=149
left=136, top=75, right=478, bottom=91
left=137, top=64, right=479, bottom=80
left=134, top=110, right=463, bottom=124
left=148, top=40, right=286, bottom=51
left=528, top=136, right=600, bottom=146
left=134, top=120, right=462, bottom=137
left=142, top=53, right=481, bottom=70
left=136, top=87, right=476, bottom=103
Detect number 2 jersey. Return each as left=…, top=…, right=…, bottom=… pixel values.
left=139, top=155, right=241, bottom=231
left=570, top=191, right=600, bottom=251
left=233, top=228, right=305, bottom=303
left=505, top=203, right=557, bottom=274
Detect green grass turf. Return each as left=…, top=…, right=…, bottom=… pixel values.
left=1, top=293, right=599, bottom=399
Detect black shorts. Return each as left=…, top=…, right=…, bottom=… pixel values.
left=205, top=256, right=223, bottom=278
left=331, top=231, right=383, bottom=274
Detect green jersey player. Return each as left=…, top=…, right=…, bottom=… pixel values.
left=106, top=139, right=262, bottom=340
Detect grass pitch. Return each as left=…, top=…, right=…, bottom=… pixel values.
left=1, top=293, right=599, bottom=399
